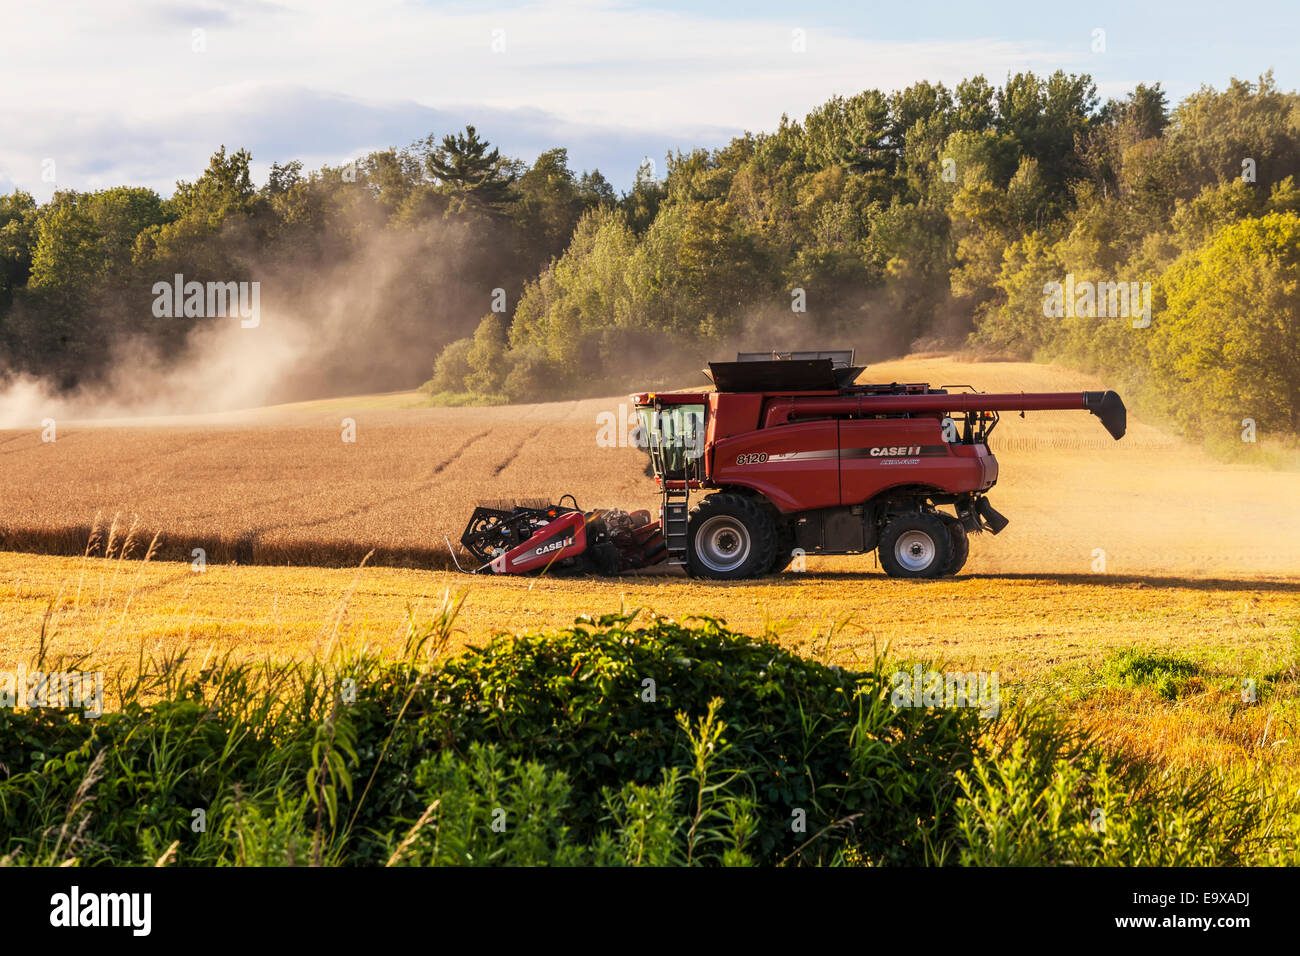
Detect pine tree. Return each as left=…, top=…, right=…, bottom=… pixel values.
left=424, top=125, right=517, bottom=214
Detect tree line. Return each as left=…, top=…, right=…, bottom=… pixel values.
left=2, top=71, right=1298, bottom=444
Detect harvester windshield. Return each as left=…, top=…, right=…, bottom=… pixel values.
left=638, top=402, right=705, bottom=479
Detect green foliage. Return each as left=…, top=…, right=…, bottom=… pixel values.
left=501, top=343, right=562, bottom=402
left=398, top=744, right=594, bottom=866
left=132, top=146, right=259, bottom=276
left=0, top=191, right=39, bottom=301
left=512, top=148, right=588, bottom=262
left=621, top=159, right=667, bottom=233
left=382, top=611, right=991, bottom=865
left=1151, top=211, right=1300, bottom=435
left=169, top=146, right=257, bottom=225
left=953, top=734, right=1265, bottom=865
left=970, top=230, right=1061, bottom=355
left=424, top=336, right=473, bottom=393
left=395, top=705, right=756, bottom=867
left=464, top=313, right=509, bottom=394
left=1167, top=72, right=1300, bottom=196
left=422, top=125, right=518, bottom=215
left=30, top=188, right=167, bottom=290
left=0, top=612, right=1283, bottom=867
left=504, top=206, right=641, bottom=371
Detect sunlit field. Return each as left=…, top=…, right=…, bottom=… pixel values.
left=3, top=355, right=1299, bottom=576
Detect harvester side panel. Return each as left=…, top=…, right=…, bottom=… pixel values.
left=708, top=420, right=841, bottom=513
left=705, top=391, right=766, bottom=443
left=838, top=417, right=992, bottom=504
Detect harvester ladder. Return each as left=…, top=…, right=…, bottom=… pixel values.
left=662, top=487, right=690, bottom=565
left=649, top=397, right=696, bottom=566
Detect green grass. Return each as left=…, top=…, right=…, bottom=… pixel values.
left=416, top=388, right=509, bottom=407
left=1101, top=649, right=1201, bottom=700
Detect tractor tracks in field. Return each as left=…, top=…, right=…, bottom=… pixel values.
left=245, top=429, right=493, bottom=537
left=433, top=430, right=491, bottom=478
left=0, top=429, right=86, bottom=456
left=487, top=401, right=582, bottom=478
left=492, top=425, right=548, bottom=477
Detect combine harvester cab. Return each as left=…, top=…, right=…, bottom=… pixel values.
left=631, top=349, right=1126, bottom=580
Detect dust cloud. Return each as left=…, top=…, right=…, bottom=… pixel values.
left=0, top=216, right=499, bottom=428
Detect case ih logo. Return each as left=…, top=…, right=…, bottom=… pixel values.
left=534, top=537, right=573, bottom=555
left=870, top=446, right=923, bottom=457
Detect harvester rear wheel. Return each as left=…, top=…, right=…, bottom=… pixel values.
left=687, top=493, right=778, bottom=580
left=879, top=512, right=952, bottom=579
left=939, top=514, right=969, bottom=576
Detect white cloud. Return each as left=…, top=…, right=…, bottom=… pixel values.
left=0, top=0, right=1086, bottom=197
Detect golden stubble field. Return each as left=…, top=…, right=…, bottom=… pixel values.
left=3, top=552, right=1294, bottom=677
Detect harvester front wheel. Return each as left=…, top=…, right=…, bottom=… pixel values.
left=687, top=493, right=778, bottom=580
left=939, top=514, right=969, bottom=576
left=879, top=512, right=953, bottom=579
left=769, top=515, right=797, bottom=573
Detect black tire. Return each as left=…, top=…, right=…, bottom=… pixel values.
left=939, top=514, right=969, bottom=576
left=687, top=493, right=778, bottom=580
left=878, top=511, right=953, bottom=579
left=769, top=516, right=797, bottom=573
left=586, top=541, right=622, bottom=576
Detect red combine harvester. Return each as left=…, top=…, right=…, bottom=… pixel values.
left=454, top=350, right=1126, bottom=579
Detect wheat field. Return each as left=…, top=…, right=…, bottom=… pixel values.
left=2, top=354, right=1298, bottom=578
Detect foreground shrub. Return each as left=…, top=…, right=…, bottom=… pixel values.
left=0, top=609, right=1279, bottom=866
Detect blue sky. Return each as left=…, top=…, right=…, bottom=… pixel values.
left=0, top=0, right=1295, bottom=201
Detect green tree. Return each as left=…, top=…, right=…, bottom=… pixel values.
left=997, top=70, right=1097, bottom=201
left=30, top=187, right=166, bottom=289
left=426, top=337, right=473, bottom=393
left=802, top=90, right=894, bottom=185
left=423, top=126, right=518, bottom=215
left=1168, top=72, right=1300, bottom=195
left=954, top=75, right=997, bottom=133
left=133, top=146, right=259, bottom=273
left=621, top=158, right=667, bottom=234
left=1151, top=212, right=1300, bottom=433
left=0, top=191, right=39, bottom=301
left=169, top=146, right=257, bottom=226
left=970, top=229, right=1062, bottom=356
left=513, top=148, right=584, bottom=264
left=263, top=160, right=303, bottom=197
left=465, top=313, right=510, bottom=394
left=511, top=207, right=639, bottom=364
left=577, top=169, right=616, bottom=207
